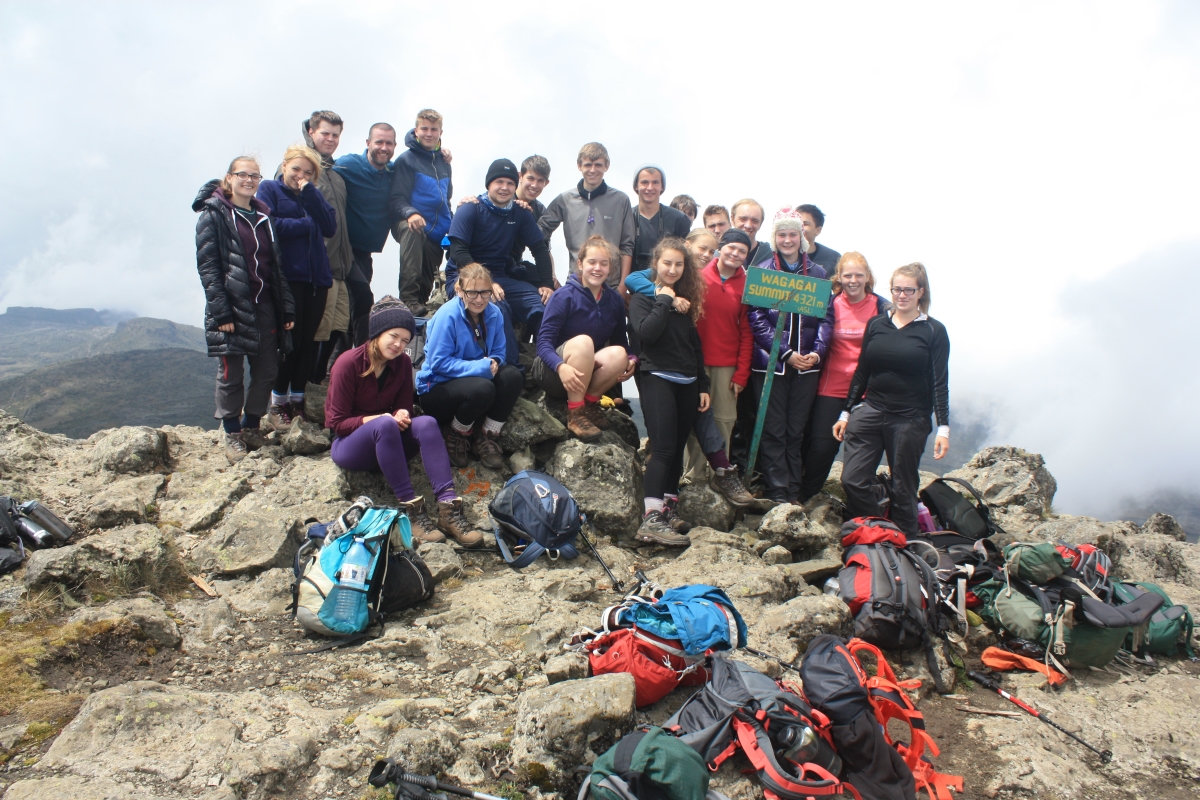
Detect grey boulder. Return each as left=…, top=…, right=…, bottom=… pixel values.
left=191, top=512, right=302, bottom=577
left=546, top=438, right=641, bottom=540
left=90, top=426, right=168, bottom=474
left=24, top=524, right=177, bottom=590
left=499, top=397, right=568, bottom=453
left=69, top=595, right=181, bottom=648
left=946, top=446, right=1057, bottom=515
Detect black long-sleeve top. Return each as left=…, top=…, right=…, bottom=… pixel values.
left=844, top=312, right=950, bottom=426
left=627, top=293, right=710, bottom=393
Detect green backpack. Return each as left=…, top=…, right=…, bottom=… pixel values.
left=1113, top=582, right=1196, bottom=658
left=973, top=578, right=1130, bottom=669
left=583, top=727, right=711, bottom=800
left=1001, top=542, right=1071, bottom=585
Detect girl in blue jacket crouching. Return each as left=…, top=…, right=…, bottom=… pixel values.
left=416, top=263, right=522, bottom=470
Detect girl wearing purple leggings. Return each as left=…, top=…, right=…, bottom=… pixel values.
left=325, top=297, right=483, bottom=547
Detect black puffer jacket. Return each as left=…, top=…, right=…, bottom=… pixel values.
left=193, top=180, right=295, bottom=357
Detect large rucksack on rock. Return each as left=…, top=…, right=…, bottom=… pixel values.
left=836, top=518, right=951, bottom=692
left=490, top=470, right=583, bottom=569
left=664, top=653, right=856, bottom=800
left=291, top=499, right=434, bottom=645
left=1112, top=581, right=1196, bottom=658
left=800, top=635, right=962, bottom=800
left=581, top=727, right=724, bottom=800
left=914, top=531, right=1002, bottom=634
left=918, top=477, right=1003, bottom=539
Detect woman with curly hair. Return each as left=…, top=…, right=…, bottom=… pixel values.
left=627, top=237, right=709, bottom=546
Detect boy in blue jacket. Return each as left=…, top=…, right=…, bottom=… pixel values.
left=389, top=109, right=453, bottom=315
left=446, top=158, right=553, bottom=366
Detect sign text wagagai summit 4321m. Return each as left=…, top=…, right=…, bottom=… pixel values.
left=741, top=267, right=833, bottom=316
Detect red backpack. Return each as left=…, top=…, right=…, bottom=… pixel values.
left=582, top=627, right=711, bottom=708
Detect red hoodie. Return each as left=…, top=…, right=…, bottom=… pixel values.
left=695, top=258, right=753, bottom=387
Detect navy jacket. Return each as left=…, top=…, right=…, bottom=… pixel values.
left=748, top=252, right=831, bottom=374
left=388, top=129, right=453, bottom=245
left=445, top=197, right=552, bottom=288
left=536, top=274, right=629, bottom=371
left=255, top=180, right=336, bottom=287
left=333, top=151, right=394, bottom=253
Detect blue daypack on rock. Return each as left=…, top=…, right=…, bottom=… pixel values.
left=490, top=470, right=583, bottom=570
left=610, top=585, right=748, bottom=655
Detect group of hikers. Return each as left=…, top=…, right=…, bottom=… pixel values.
left=193, top=108, right=951, bottom=549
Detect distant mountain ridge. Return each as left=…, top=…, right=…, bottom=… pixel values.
left=0, top=306, right=205, bottom=380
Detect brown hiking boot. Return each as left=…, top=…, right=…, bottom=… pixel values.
left=438, top=498, right=484, bottom=548
left=662, top=498, right=693, bottom=534
left=398, top=497, right=446, bottom=544
left=446, top=429, right=472, bottom=468
left=224, top=431, right=248, bottom=464
left=267, top=403, right=294, bottom=432
left=567, top=405, right=602, bottom=442
left=635, top=510, right=691, bottom=547
left=710, top=467, right=755, bottom=507
left=581, top=401, right=613, bottom=430
left=472, top=429, right=505, bottom=470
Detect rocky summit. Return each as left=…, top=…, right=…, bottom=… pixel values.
left=0, top=399, right=1195, bottom=800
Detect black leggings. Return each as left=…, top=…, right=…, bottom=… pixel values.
left=418, top=364, right=523, bottom=427
left=348, top=249, right=375, bottom=346
left=274, top=280, right=327, bottom=396
left=641, top=374, right=700, bottom=500
left=798, top=394, right=847, bottom=502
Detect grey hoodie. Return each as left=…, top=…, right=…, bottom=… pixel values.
left=299, top=119, right=353, bottom=281
left=539, top=180, right=635, bottom=288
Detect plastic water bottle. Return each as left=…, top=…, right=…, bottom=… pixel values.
left=330, top=537, right=371, bottom=627
left=917, top=502, right=936, bottom=533
left=823, top=577, right=841, bottom=597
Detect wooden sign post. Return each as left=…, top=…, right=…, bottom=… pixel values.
left=741, top=267, right=834, bottom=487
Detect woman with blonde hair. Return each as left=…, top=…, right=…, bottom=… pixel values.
left=834, top=263, right=950, bottom=535
left=192, top=156, right=295, bottom=461
left=256, top=144, right=337, bottom=429
left=797, top=251, right=891, bottom=502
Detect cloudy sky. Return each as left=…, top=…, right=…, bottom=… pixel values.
left=2, top=1, right=1198, bottom=520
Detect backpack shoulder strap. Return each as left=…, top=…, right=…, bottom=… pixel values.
left=613, top=730, right=647, bottom=777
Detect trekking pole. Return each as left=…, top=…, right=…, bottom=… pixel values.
left=742, top=646, right=802, bottom=674
left=369, top=759, right=508, bottom=800
left=967, top=671, right=1112, bottom=763
left=578, top=522, right=624, bottom=593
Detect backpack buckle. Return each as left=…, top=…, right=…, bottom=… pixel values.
left=548, top=548, right=560, bottom=561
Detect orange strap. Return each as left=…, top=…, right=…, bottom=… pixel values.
left=981, top=646, right=1068, bottom=686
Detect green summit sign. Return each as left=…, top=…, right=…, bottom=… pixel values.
left=742, top=267, right=833, bottom=317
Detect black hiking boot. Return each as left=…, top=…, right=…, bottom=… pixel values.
left=446, top=429, right=472, bottom=468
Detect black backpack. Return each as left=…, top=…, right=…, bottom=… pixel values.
left=663, top=653, right=850, bottom=800
left=918, top=478, right=1003, bottom=540
left=836, top=518, right=951, bottom=693
left=0, top=498, right=24, bottom=576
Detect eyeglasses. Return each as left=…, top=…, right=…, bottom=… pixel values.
left=233, top=171, right=263, bottom=182
left=891, top=286, right=919, bottom=297
left=462, top=289, right=493, bottom=300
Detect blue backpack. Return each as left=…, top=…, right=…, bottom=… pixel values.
left=605, top=585, right=748, bottom=655
left=489, top=471, right=583, bottom=569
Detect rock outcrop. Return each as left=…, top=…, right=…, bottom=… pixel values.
left=0, top=409, right=1195, bottom=800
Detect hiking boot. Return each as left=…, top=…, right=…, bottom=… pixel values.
left=289, top=400, right=306, bottom=423
left=567, top=405, right=602, bottom=442
left=710, top=467, right=754, bottom=507
left=267, top=403, right=294, bottom=433
left=241, top=427, right=272, bottom=451
left=398, top=497, right=445, bottom=544
left=224, top=431, right=248, bottom=464
left=472, top=429, right=505, bottom=470
left=662, top=498, right=693, bottom=534
left=635, top=510, right=691, bottom=547
left=581, top=401, right=613, bottom=431
left=446, top=429, right=472, bottom=468
left=437, top=498, right=484, bottom=548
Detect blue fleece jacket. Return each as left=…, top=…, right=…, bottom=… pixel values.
left=333, top=151, right=394, bottom=253
left=416, top=297, right=508, bottom=394
left=388, top=130, right=453, bottom=245
left=536, top=274, right=629, bottom=371
left=624, top=268, right=655, bottom=297
left=255, top=180, right=336, bottom=287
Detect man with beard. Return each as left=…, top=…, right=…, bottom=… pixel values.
left=730, top=198, right=774, bottom=266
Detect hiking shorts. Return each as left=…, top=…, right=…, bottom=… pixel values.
left=530, top=344, right=568, bottom=399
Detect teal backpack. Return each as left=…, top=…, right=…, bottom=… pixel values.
left=1113, top=582, right=1196, bottom=658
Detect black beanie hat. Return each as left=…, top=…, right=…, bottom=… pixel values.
left=369, top=296, right=416, bottom=340
left=485, top=158, right=519, bottom=189
left=719, top=228, right=753, bottom=250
